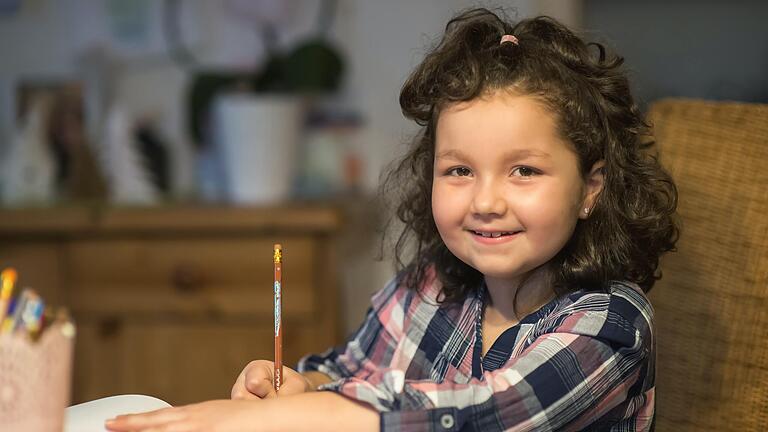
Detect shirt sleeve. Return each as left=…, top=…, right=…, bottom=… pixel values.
left=322, top=293, right=653, bottom=432
left=296, top=276, right=406, bottom=381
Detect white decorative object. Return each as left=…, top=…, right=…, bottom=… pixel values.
left=99, top=106, right=158, bottom=205
left=212, top=94, right=301, bottom=204
left=0, top=96, right=56, bottom=206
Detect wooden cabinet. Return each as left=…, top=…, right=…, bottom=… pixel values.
left=0, top=206, right=342, bottom=405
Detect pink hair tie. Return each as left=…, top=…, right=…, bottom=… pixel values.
left=500, top=34, right=519, bottom=45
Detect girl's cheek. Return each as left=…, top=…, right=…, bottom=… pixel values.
left=431, top=200, right=450, bottom=228
left=432, top=189, right=459, bottom=228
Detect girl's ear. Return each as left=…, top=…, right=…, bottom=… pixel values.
left=580, top=160, right=605, bottom=219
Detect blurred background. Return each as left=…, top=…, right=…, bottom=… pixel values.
left=0, top=0, right=766, bottom=423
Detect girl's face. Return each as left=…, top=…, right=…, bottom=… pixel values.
left=432, top=92, right=602, bottom=288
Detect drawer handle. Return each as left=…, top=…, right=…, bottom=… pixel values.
left=98, top=317, right=122, bottom=340
left=171, top=263, right=205, bottom=293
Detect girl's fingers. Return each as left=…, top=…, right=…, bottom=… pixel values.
left=230, top=371, right=246, bottom=399
left=231, top=370, right=260, bottom=400
left=278, top=373, right=310, bottom=395
left=231, top=387, right=261, bottom=400
left=244, top=371, right=276, bottom=398
left=105, top=407, right=186, bottom=431
left=138, top=424, right=195, bottom=432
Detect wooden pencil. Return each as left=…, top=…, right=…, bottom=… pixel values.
left=273, top=243, right=283, bottom=393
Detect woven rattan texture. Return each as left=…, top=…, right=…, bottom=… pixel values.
left=647, top=99, right=768, bottom=431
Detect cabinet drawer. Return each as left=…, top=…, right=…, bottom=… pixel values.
left=65, top=237, right=317, bottom=320
left=73, top=321, right=335, bottom=405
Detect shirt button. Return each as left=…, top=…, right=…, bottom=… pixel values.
left=440, top=413, right=455, bottom=429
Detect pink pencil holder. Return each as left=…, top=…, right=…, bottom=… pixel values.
left=0, top=322, right=75, bottom=432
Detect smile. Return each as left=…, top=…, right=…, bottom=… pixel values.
left=468, top=229, right=522, bottom=243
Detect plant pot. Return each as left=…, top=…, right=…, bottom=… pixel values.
left=211, top=94, right=302, bottom=204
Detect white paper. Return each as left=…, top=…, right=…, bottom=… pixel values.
left=64, top=394, right=172, bottom=432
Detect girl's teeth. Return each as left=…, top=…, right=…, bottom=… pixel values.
left=477, top=231, right=513, bottom=238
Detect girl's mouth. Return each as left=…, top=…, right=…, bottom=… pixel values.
left=469, top=230, right=521, bottom=238
left=468, top=230, right=523, bottom=243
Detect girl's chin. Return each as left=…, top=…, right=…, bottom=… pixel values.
left=477, top=268, right=529, bottom=283
left=475, top=261, right=545, bottom=281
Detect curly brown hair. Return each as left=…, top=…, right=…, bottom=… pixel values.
left=380, top=8, right=679, bottom=304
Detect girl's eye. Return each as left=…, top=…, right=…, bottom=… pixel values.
left=512, top=166, right=538, bottom=177
left=447, top=167, right=472, bottom=177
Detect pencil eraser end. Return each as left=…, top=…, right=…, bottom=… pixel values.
left=274, top=243, right=282, bottom=250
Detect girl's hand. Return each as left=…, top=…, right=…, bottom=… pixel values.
left=106, top=392, right=379, bottom=432
left=231, top=360, right=312, bottom=399
left=105, top=399, right=262, bottom=432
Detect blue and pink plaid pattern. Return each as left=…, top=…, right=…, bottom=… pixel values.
left=298, top=269, right=655, bottom=431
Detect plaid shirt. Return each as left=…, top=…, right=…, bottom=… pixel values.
left=298, top=269, right=655, bottom=431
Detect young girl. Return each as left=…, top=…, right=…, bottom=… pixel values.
left=107, top=8, right=678, bottom=432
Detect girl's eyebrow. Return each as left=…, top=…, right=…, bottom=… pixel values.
left=435, top=149, right=470, bottom=160
left=503, top=148, right=552, bottom=162
left=435, top=148, right=551, bottom=160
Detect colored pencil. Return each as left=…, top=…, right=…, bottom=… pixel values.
left=0, top=268, right=17, bottom=324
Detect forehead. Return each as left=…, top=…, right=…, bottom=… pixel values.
left=435, top=92, right=571, bottom=155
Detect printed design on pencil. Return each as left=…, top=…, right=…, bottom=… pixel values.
left=274, top=281, right=281, bottom=337
left=275, top=365, right=281, bottom=389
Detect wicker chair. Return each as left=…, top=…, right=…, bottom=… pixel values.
left=646, top=99, right=768, bottom=431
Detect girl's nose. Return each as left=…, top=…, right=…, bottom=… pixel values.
left=470, top=180, right=507, bottom=217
